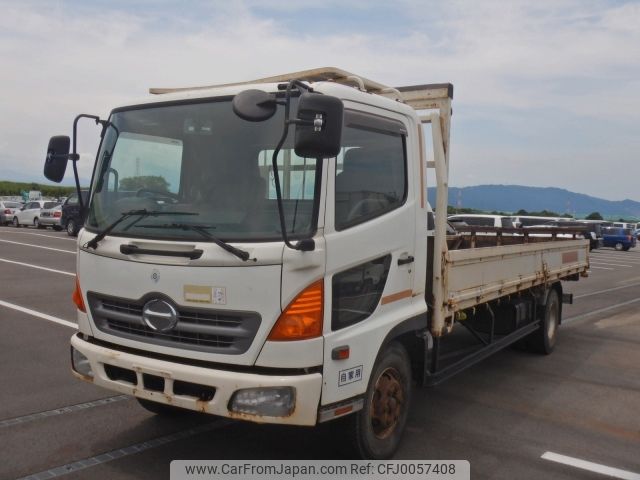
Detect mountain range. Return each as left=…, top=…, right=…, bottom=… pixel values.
left=427, top=185, right=640, bottom=220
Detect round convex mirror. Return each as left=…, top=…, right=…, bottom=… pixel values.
left=232, top=89, right=277, bottom=122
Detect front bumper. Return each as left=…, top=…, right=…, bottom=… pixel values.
left=70, top=334, right=322, bottom=425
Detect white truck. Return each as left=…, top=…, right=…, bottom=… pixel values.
left=43, top=68, right=589, bottom=459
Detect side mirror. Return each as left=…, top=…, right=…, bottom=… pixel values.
left=294, top=93, right=343, bottom=158
left=44, top=136, right=71, bottom=183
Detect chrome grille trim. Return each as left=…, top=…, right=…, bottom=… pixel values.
left=88, top=293, right=261, bottom=355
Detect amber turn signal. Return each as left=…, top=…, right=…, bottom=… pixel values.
left=268, top=280, right=323, bottom=341
left=72, top=278, right=86, bottom=312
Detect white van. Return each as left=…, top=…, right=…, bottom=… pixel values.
left=448, top=214, right=514, bottom=228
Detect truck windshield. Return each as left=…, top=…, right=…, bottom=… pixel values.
left=87, top=97, right=320, bottom=242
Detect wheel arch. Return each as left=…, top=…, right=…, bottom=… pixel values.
left=377, top=314, right=427, bottom=383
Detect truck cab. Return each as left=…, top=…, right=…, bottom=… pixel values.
left=44, top=68, right=588, bottom=459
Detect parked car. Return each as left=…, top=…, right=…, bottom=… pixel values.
left=602, top=227, right=637, bottom=251
left=447, top=214, right=515, bottom=228
left=527, top=220, right=602, bottom=250
left=39, top=203, right=63, bottom=230
left=1, top=200, right=22, bottom=225
left=12, top=200, right=59, bottom=228
left=612, top=222, right=636, bottom=230
left=511, top=215, right=571, bottom=228
left=61, top=190, right=88, bottom=236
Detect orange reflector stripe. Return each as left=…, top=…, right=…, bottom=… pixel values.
left=334, top=406, right=353, bottom=416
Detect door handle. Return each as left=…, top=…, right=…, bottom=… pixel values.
left=397, top=255, right=414, bottom=266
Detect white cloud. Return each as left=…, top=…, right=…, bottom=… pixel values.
left=0, top=0, right=638, bottom=200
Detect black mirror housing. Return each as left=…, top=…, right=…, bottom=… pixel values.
left=294, top=93, right=343, bottom=158
left=44, top=135, right=71, bottom=183
left=232, top=89, right=277, bottom=122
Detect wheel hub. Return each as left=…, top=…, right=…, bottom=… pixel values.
left=370, top=367, right=404, bottom=439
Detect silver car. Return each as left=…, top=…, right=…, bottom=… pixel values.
left=39, top=203, right=63, bottom=230
left=1, top=200, right=22, bottom=225
left=12, top=200, right=58, bottom=228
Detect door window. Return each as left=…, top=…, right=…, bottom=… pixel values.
left=335, top=112, right=407, bottom=230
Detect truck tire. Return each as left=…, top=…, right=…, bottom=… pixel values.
left=527, top=289, right=560, bottom=355
left=136, top=398, right=188, bottom=416
left=342, top=342, right=412, bottom=459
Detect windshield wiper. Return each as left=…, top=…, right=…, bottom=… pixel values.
left=137, top=223, right=253, bottom=262
left=84, top=210, right=197, bottom=250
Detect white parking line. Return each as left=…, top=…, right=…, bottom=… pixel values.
left=0, top=300, right=76, bottom=329
left=564, top=297, right=640, bottom=325
left=0, top=238, right=75, bottom=254
left=589, top=266, right=613, bottom=270
left=591, top=254, right=640, bottom=263
left=589, top=261, right=632, bottom=267
left=0, top=396, right=129, bottom=429
left=0, top=257, right=75, bottom=276
left=16, top=420, right=233, bottom=480
left=541, top=452, right=640, bottom=479
left=574, top=281, right=640, bottom=299
left=0, top=229, right=76, bottom=241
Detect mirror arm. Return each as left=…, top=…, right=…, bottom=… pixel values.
left=70, top=114, right=105, bottom=211
left=272, top=82, right=315, bottom=252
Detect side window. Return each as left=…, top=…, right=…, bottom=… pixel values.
left=332, top=255, right=392, bottom=330
left=335, top=112, right=407, bottom=230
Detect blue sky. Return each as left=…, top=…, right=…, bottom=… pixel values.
left=1, top=0, right=638, bottom=201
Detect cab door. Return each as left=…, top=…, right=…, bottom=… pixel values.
left=321, top=107, right=420, bottom=405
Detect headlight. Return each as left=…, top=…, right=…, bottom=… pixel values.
left=71, top=347, right=94, bottom=378
left=229, top=387, right=295, bottom=417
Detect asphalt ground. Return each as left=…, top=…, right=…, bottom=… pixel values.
left=0, top=224, right=639, bottom=480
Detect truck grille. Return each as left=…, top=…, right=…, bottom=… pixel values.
left=87, top=293, right=261, bottom=355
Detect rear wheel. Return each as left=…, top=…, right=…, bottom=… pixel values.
left=66, top=219, right=77, bottom=236
left=615, top=242, right=624, bottom=251
left=136, top=398, right=189, bottom=416
left=527, top=288, right=560, bottom=354
left=34, top=217, right=44, bottom=229
left=341, top=342, right=412, bottom=459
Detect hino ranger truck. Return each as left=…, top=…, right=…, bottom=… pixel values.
left=43, top=67, right=589, bottom=459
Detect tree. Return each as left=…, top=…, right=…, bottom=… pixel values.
left=585, top=212, right=603, bottom=220
left=119, top=175, right=169, bottom=192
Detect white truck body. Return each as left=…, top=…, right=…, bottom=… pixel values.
left=58, top=68, right=589, bottom=458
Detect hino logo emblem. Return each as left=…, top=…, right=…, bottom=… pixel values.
left=142, top=299, right=178, bottom=332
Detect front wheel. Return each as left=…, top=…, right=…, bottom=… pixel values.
left=527, top=288, right=560, bottom=354
left=342, top=342, right=412, bottom=459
